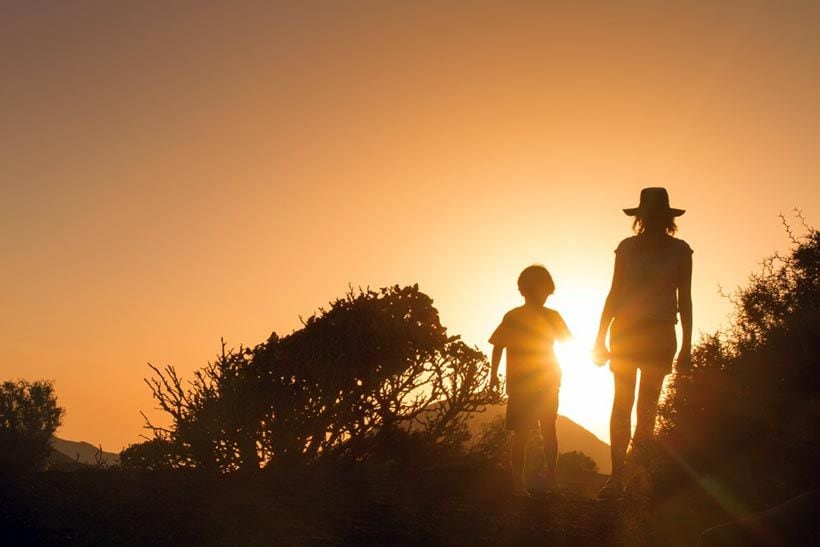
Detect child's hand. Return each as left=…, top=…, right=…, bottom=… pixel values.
left=592, top=341, right=610, bottom=367
left=489, top=374, right=500, bottom=392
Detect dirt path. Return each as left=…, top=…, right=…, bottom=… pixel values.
left=1, top=465, right=709, bottom=546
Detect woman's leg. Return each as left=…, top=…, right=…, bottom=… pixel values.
left=633, top=368, right=666, bottom=447
left=632, top=323, right=675, bottom=447
left=610, top=366, right=637, bottom=480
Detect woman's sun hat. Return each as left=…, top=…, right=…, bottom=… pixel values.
left=623, top=187, right=685, bottom=217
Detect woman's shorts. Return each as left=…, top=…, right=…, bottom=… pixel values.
left=505, top=384, right=560, bottom=432
left=610, top=319, right=677, bottom=375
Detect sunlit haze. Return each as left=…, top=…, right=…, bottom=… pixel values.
left=3, top=1, right=820, bottom=451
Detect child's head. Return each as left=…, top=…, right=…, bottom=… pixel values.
left=517, top=265, right=555, bottom=305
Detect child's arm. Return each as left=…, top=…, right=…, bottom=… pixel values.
left=554, top=312, right=573, bottom=343
left=490, top=345, right=503, bottom=390
left=489, top=315, right=509, bottom=390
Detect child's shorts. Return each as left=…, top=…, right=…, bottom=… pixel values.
left=505, top=385, right=560, bottom=432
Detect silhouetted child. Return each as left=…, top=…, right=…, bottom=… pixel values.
left=489, top=265, right=572, bottom=497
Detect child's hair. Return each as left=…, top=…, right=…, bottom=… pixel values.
left=517, top=265, right=555, bottom=298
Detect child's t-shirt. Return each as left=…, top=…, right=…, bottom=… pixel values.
left=489, top=305, right=571, bottom=395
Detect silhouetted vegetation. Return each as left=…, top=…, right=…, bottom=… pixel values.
left=122, top=286, right=502, bottom=472
left=656, top=223, right=820, bottom=508
left=559, top=450, right=599, bottom=476
left=0, top=379, right=64, bottom=476
left=466, top=414, right=509, bottom=463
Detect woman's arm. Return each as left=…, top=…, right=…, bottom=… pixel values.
left=677, top=253, right=693, bottom=368
left=594, top=253, right=624, bottom=363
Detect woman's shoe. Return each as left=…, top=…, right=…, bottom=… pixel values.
left=511, top=486, right=532, bottom=499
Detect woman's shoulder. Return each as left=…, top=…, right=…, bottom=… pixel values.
left=616, top=234, right=692, bottom=256
left=669, top=236, right=693, bottom=255
left=615, top=236, right=639, bottom=253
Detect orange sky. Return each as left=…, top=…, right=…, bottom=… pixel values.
left=2, top=1, right=820, bottom=451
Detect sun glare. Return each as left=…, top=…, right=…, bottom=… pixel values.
left=550, top=288, right=613, bottom=443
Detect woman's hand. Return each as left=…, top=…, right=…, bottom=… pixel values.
left=592, top=340, right=610, bottom=367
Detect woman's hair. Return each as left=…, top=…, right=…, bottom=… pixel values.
left=517, top=265, right=555, bottom=297
left=632, top=214, right=678, bottom=235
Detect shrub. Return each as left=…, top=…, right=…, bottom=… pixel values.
left=0, top=379, right=64, bottom=475
left=657, top=223, right=820, bottom=505
left=132, top=286, right=502, bottom=472
left=558, top=450, right=599, bottom=475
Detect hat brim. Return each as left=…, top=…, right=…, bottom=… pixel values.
left=623, top=207, right=685, bottom=217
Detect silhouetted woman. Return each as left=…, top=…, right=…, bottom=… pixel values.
left=593, top=187, right=692, bottom=499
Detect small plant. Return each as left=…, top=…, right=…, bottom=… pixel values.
left=93, top=444, right=108, bottom=468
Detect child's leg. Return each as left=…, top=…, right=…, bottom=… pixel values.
left=506, top=395, right=530, bottom=492
left=511, top=431, right=528, bottom=491
left=539, top=386, right=560, bottom=477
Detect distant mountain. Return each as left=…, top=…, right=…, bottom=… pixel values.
left=467, top=404, right=611, bottom=474
left=45, top=416, right=609, bottom=473
left=554, top=415, right=610, bottom=474
left=48, top=436, right=120, bottom=468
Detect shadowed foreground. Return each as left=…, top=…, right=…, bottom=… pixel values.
left=0, top=461, right=737, bottom=547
